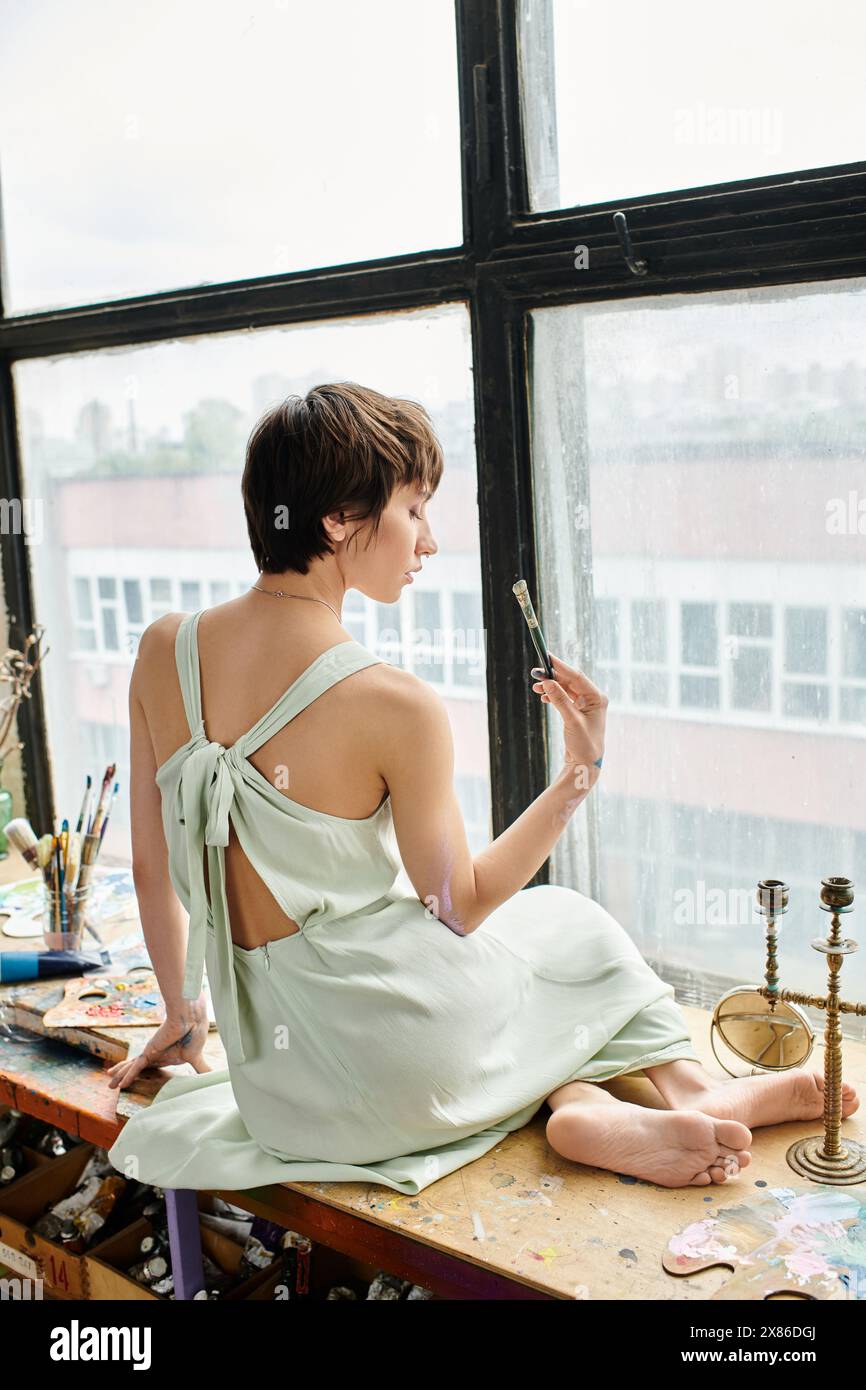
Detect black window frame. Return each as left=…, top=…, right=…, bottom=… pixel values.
left=1, top=0, right=865, bottom=863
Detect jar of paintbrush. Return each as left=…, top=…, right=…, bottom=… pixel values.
left=5, top=764, right=118, bottom=953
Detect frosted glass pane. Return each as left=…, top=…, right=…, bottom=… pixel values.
left=530, top=279, right=866, bottom=1029
left=14, top=304, right=491, bottom=864
left=0, top=0, right=461, bottom=313
left=518, top=0, right=866, bottom=211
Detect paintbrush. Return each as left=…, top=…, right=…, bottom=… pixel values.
left=89, top=762, right=117, bottom=839
left=75, top=774, right=92, bottom=834
left=4, top=817, right=47, bottom=880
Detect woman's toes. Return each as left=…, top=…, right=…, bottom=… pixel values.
left=708, top=1153, right=743, bottom=1183
left=716, top=1117, right=752, bottom=1149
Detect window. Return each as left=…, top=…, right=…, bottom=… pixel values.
left=593, top=598, right=622, bottom=703
left=96, top=578, right=120, bottom=652
left=454, top=773, right=492, bottom=855
left=630, top=600, right=668, bottom=706
left=14, top=305, right=486, bottom=860
left=530, top=280, right=866, bottom=997
left=783, top=607, right=830, bottom=720
left=452, top=590, right=485, bottom=689
left=680, top=602, right=720, bottom=710
left=728, top=603, right=773, bottom=712
left=375, top=600, right=403, bottom=664
left=412, top=590, right=444, bottom=684
left=0, top=0, right=461, bottom=313
left=73, top=577, right=97, bottom=652
left=602, top=791, right=864, bottom=1019
left=841, top=609, right=866, bottom=724
left=180, top=582, right=203, bottom=615
left=3, top=3, right=863, bottom=1025
left=518, top=0, right=866, bottom=213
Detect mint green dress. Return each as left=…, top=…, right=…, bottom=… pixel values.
left=107, top=610, right=699, bottom=1195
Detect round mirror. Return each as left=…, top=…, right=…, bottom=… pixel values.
left=711, top=987, right=815, bottom=1076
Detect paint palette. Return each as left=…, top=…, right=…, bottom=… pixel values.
left=42, top=971, right=166, bottom=1029
left=664, top=1186, right=866, bottom=1299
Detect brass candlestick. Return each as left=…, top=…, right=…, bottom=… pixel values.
left=754, top=876, right=866, bottom=1185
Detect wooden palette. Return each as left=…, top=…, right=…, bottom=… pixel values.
left=664, top=1185, right=866, bottom=1299
left=42, top=970, right=167, bottom=1029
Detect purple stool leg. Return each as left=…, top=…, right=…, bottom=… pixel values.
left=165, top=1188, right=205, bottom=1300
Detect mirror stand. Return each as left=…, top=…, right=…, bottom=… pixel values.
left=710, top=877, right=866, bottom=1185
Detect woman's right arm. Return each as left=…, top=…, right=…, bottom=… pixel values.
left=378, top=663, right=603, bottom=935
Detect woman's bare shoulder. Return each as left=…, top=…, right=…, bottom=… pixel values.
left=365, top=656, right=439, bottom=706
left=361, top=659, right=448, bottom=749
left=132, top=612, right=189, bottom=684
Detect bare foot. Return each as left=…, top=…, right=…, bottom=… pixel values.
left=663, top=1069, right=860, bottom=1131
left=546, top=1100, right=752, bottom=1189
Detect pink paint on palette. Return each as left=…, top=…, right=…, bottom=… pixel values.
left=665, top=1186, right=866, bottom=1299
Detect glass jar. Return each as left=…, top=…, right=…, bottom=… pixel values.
left=42, top=884, right=92, bottom=952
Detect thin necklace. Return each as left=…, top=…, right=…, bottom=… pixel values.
left=250, top=581, right=341, bottom=623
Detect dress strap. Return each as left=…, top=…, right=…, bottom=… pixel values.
left=242, top=641, right=386, bottom=757
left=177, top=734, right=248, bottom=1066
left=174, top=610, right=204, bottom=738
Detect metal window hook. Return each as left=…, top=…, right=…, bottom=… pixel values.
left=613, top=211, right=648, bottom=276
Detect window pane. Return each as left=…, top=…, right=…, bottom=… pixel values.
left=412, top=591, right=443, bottom=685
left=0, top=0, right=461, bottom=313
left=375, top=601, right=402, bottom=661
left=680, top=674, right=719, bottom=709
left=843, top=609, right=866, bottom=678
left=530, top=279, right=866, bottom=1010
left=783, top=683, right=830, bottom=721
left=14, top=304, right=488, bottom=875
left=209, top=581, right=232, bottom=606
left=452, top=589, right=485, bottom=689
left=100, top=607, right=119, bottom=651
left=594, top=598, right=619, bottom=662
left=681, top=602, right=718, bottom=667
left=180, top=582, right=202, bottom=613
left=123, top=579, right=143, bottom=626
left=841, top=687, right=866, bottom=724
left=730, top=646, right=772, bottom=712
left=632, top=670, right=668, bottom=705
left=597, top=667, right=622, bottom=703
left=518, top=0, right=866, bottom=212
left=784, top=607, right=827, bottom=675
left=631, top=600, right=666, bottom=663
left=729, top=602, right=772, bottom=639
left=74, top=577, right=93, bottom=622
left=413, top=590, right=441, bottom=635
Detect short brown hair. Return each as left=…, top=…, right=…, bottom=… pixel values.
left=242, top=382, right=444, bottom=575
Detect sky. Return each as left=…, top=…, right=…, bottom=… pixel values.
left=0, top=0, right=462, bottom=312
left=546, top=0, right=866, bottom=209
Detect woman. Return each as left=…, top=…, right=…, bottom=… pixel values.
left=106, top=382, right=857, bottom=1195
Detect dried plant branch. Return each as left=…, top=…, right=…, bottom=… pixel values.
left=0, top=625, right=49, bottom=769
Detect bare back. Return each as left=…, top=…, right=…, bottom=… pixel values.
left=138, top=596, right=392, bottom=949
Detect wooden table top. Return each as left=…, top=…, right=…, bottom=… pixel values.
left=3, top=847, right=865, bottom=1299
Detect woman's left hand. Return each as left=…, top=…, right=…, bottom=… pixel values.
left=106, top=997, right=212, bottom=1090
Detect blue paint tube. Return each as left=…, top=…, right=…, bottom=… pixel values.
left=0, top=949, right=110, bottom=983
